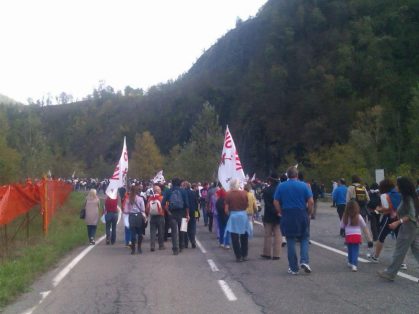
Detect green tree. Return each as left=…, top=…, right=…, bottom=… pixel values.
left=165, top=102, right=223, bottom=182
left=0, top=111, right=21, bottom=183
left=130, top=131, right=164, bottom=180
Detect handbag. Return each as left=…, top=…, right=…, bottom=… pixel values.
left=80, top=208, right=86, bottom=219
left=80, top=201, right=87, bottom=219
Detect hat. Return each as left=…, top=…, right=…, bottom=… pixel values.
left=268, top=172, right=279, bottom=182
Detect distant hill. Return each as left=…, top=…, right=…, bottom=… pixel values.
left=2, top=0, right=418, bottom=179
left=0, top=94, right=20, bottom=105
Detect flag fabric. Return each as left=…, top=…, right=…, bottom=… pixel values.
left=152, top=170, right=165, bottom=184
left=218, top=126, right=245, bottom=191
left=106, top=137, right=128, bottom=199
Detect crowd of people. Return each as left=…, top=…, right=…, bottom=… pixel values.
left=82, top=170, right=419, bottom=281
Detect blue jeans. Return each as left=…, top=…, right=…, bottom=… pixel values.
left=124, top=227, right=131, bottom=245
left=217, top=216, right=230, bottom=245
left=347, top=243, right=360, bottom=266
left=87, top=225, right=97, bottom=240
left=105, top=212, right=118, bottom=244
left=286, top=236, right=309, bottom=272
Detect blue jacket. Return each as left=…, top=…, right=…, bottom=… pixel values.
left=161, top=186, right=190, bottom=211
left=333, top=185, right=347, bottom=205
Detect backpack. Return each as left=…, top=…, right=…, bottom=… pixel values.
left=169, top=189, right=184, bottom=210
left=149, top=197, right=162, bottom=216
left=353, top=185, right=368, bottom=206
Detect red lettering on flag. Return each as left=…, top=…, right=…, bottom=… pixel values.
left=111, top=165, right=119, bottom=180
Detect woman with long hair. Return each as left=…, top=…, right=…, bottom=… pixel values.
left=378, top=177, right=419, bottom=281
left=124, top=185, right=146, bottom=254
left=84, top=189, right=100, bottom=245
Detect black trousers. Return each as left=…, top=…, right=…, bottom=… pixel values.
left=231, top=232, right=248, bottom=259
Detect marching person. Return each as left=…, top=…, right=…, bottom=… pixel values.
left=224, top=178, right=251, bottom=262
left=146, top=185, right=165, bottom=251
left=124, top=185, right=146, bottom=255
left=161, top=178, right=190, bottom=255
left=261, top=173, right=282, bottom=260
left=378, top=177, right=419, bottom=281
left=84, top=189, right=101, bottom=245
left=274, top=166, right=314, bottom=275
left=104, top=195, right=118, bottom=245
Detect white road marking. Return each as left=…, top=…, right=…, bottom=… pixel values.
left=195, top=239, right=207, bottom=254
left=310, top=240, right=369, bottom=263
left=397, top=271, right=419, bottom=283
left=52, top=235, right=105, bottom=287
left=207, top=259, right=219, bottom=272
left=21, top=291, right=51, bottom=314
left=254, top=221, right=419, bottom=283
left=218, top=280, right=237, bottom=301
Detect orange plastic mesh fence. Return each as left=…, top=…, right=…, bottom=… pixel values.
left=0, top=179, right=72, bottom=226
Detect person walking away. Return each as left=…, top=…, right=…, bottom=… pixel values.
left=216, top=188, right=230, bottom=248
left=367, top=183, right=381, bottom=244
left=244, top=183, right=257, bottom=235
left=206, top=182, right=217, bottom=232
left=120, top=187, right=131, bottom=247
left=161, top=178, right=190, bottom=255
left=261, top=173, right=282, bottom=260
left=274, top=166, right=314, bottom=275
left=310, top=180, right=321, bottom=219
left=377, top=177, right=419, bottom=281
left=200, top=183, right=209, bottom=226
left=84, top=189, right=100, bottom=245
left=333, top=179, right=348, bottom=237
left=225, top=179, right=251, bottom=262
left=146, top=185, right=165, bottom=251
left=125, top=185, right=146, bottom=254
left=183, top=181, right=198, bottom=248
left=104, top=196, right=118, bottom=245
left=341, top=200, right=373, bottom=271
left=332, top=181, right=338, bottom=207
left=346, top=175, right=370, bottom=220
left=368, top=179, right=402, bottom=264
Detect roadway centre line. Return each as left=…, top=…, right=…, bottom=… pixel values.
left=207, top=259, right=219, bottom=272
left=254, top=221, right=419, bottom=282
left=52, top=235, right=105, bottom=287
left=195, top=239, right=207, bottom=253
left=218, top=280, right=237, bottom=301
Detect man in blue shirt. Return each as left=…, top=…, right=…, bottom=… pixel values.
left=332, top=178, right=348, bottom=237
left=274, top=166, right=314, bottom=275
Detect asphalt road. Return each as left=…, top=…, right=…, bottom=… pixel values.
left=3, top=201, right=418, bottom=314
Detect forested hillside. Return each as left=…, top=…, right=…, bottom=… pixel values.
left=1, top=0, right=418, bottom=184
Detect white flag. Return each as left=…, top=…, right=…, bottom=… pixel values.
left=106, top=137, right=128, bottom=199
left=152, top=170, right=165, bottom=184
left=218, top=126, right=245, bottom=191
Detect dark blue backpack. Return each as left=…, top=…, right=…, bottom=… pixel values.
left=169, top=189, right=184, bottom=210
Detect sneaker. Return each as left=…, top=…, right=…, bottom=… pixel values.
left=224, top=245, right=230, bottom=249
left=192, top=243, right=196, bottom=249
left=288, top=268, right=298, bottom=275
left=347, top=262, right=352, bottom=268
left=260, top=254, right=271, bottom=260
left=351, top=265, right=358, bottom=272
left=400, top=263, right=407, bottom=270
left=368, top=255, right=379, bottom=263
left=377, top=270, right=395, bottom=281
left=220, top=244, right=225, bottom=248
left=300, top=263, right=312, bottom=273
left=150, top=248, right=155, bottom=252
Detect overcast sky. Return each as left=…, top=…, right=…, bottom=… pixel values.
left=0, top=0, right=267, bottom=104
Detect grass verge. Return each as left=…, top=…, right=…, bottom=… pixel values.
left=0, top=191, right=104, bottom=310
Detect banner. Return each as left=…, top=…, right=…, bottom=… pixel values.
left=152, top=170, right=165, bottom=184
left=218, top=126, right=245, bottom=191
left=106, top=137, right=128, bottom=199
